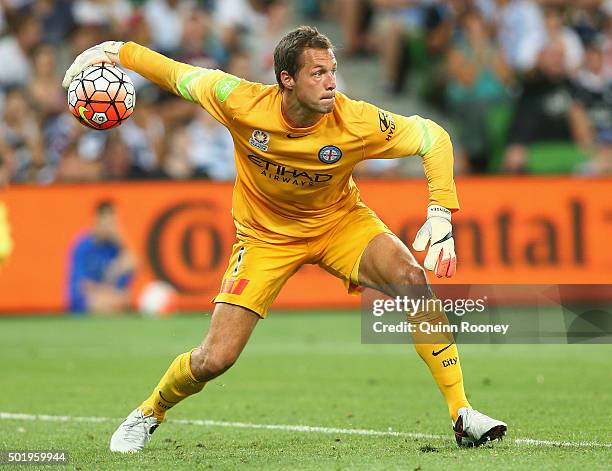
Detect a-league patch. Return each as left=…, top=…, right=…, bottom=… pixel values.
left=215, top=75, right=241, bottom=102
left=318, top=145, right=342, bottom=164
left=249, top=130, right=270, bottom=152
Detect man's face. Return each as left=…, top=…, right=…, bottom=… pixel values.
left=291, top=48, right=337, bottom=115
left=538, top=42, right=565, bottom=79
left=94, top=209, right=118, bottom=241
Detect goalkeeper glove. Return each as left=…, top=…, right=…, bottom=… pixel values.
left=62, top=41, right=125, bottom=89
left=412, top=205, right=457, bottom=278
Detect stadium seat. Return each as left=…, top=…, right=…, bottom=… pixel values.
left=485, top=102, right=514, bottom=173
left=526, top=142, right=588, bottom=174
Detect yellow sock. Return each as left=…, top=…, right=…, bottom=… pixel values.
left=139, top=351, right=205, bottom=421
left=409, top=304, right=470, bottom=421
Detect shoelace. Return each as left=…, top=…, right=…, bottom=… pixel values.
left=123, top=413, right=155, bottom=445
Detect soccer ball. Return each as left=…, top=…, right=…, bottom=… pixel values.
left=67, top=63, right=135, bottom=130
left=138, top=280, right=177, bottom=317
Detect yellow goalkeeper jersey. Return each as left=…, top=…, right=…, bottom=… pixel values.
left=120, top=42, right=458, bottom=242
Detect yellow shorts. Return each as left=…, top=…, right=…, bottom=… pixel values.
left=213, top=202, right=392, bottom=318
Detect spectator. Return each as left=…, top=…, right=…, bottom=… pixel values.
left=162, top=126, right=194, bottom=179
left=446, top=8, right=512, bottom=173
left=601, top=11, right=612, bottom=77
left=176, top=5, right=220, bottom=69
left=572, top=38, right=612, bottom=174
left=67, top=200, right=135, bottom=314
left=0, top=6, right=5, bottom=35
left=43, top=111, right=106, bottom=183
left=566, top=0, right=610, bottom=46
left=1, top=87, right=44, bottom=182
left=0, top=129, right=15, bottom=181
left=226, top=49, right=254, bottom=80
left=28, top=45, right=65, bottom=122
left=0, top=12, right=41, bottom=88
left=101, top=137, right=132, bottom=180
left=124, top=12, right=153, bottom=48
left=49, top=111, right=109, bottom=183
left=72, top=0, right=132, bottom=31
left=118, top=91, right=165, bottom=178
left=541, top=6, right=584, bottom=77
left=68, top=24, right=105, bottom=62
left=1, top=0, right=610, bottom=182
left=213, top=0, right=279, bottom=60
left=372, top=0, right=452, bottom=94
left=337, top=0, right=374, bottom=56
left=502, top=41, right=588, bottom=173
left=249, top=0, right=291, bottom=84
left=122, top=13, right=155, bottom=92
left=32, top=0, right=75, bottom=45
left=3, top=0, right=35, bottom=7
left=143, top=0, right=190, bottom=54
left=184, top=108, right=235, bottom=180
left=495, top=0, right=546, bottom=72
left=55, top=141, right=102, bottom=182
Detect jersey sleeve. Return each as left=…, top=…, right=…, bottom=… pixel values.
left=119, top=41, right=244, bottom=127
left=355, top=100, right=459, bottom=210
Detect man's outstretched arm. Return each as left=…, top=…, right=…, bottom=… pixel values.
left=63, top=42, right=239, bottom=126
left=64, top=41, right=201, bottom=97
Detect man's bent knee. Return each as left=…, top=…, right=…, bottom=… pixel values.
left=188, top=303, right=258, bottom=382
left=359, top=233, right=432, bottom=298
left=190, top=346, right=239, bottom=382
left=388, top=263, right=431, bottom=298
left=402, top=263, right=428, bottom=287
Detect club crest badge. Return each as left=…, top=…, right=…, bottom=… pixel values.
left=249, top=129, right=270, bottom=152
left=318, top=145, right=342, bottom=164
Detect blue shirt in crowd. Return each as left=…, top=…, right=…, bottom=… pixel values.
left=68, top=233, right=133, bottom=313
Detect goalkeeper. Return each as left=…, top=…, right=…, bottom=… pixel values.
left=63, top=26, right=507, bottom=452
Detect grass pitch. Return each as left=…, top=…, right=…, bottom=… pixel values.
left=1, top=312, right=611, bottom=470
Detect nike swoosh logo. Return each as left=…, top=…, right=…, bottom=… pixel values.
left=286, top=133, right=309, bottom=139
left=432, top=231, right=453, bottom=246
left=432, top=344, right=453, bottom=356
left=78, top=106, right=94, bottom=127
left=158, top=390, right=178, bottom=404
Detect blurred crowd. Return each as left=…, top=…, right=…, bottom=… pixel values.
left=340, top=0, right=612, bottom=174
left=0, top=0, right=290, bottom=184
left=0, top=0, right=611, bottom=184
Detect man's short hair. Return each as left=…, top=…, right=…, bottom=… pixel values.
left=273, top=26, right=334, bottom=90
left=95, top=200, right=115, bottom=216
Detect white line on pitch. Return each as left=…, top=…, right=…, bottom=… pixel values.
left=1, top=412, right=610, bottom=449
